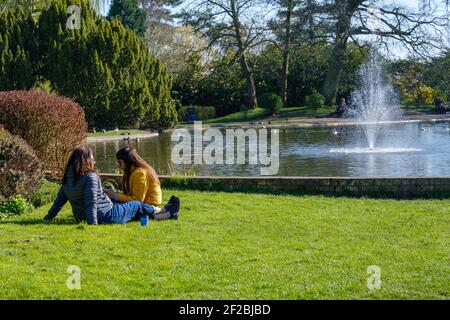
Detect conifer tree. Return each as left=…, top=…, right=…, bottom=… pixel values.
left=0, top=7, right=35, bottom=90
left=107, top=0, right=146, bottom=37
left=0, top=0, right=178, bottom=130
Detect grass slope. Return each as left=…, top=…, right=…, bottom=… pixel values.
left=205, top=106, right=336, bottom=124
left=203, top=104, right=438, bottom=125
left=0, top=189, right=449, bottom=299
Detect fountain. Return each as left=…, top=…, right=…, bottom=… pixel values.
left=330, top=50, right=421, bottom=154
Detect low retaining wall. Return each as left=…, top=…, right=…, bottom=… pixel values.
left=99, top=174, right=450, bottom=199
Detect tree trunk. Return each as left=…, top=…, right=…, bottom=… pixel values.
left=279, top=0, right=293, bottom=107
left=231, top=0, right=258, bottom=109
left=323, top=0, right=360, bottom=106
left=323, top=39, right=348, bottom=106
left=240, top=53, right=258, bottom=109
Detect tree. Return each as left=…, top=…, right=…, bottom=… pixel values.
left=268, top=0, right=330, bottom=106
left=268, top=0, right=311, bottom=106
left=199, top=52, right=247, bottom=115
left=388, top=52, right=450, bottom=104
left=0, top=0, right=49, bottom=15
left=424, top=50, right=450, bottom=100
left=181, top=0, right=269, bottom=109
left=300, top=0, right=449, bottom=105
left=146, top=25, right=207, bottom=74
left=267, top=0, right=295, bottom=106
left=108, top=0, right=146, bottom=36
left=144, top=24, right=210, bottom=107
left=0, top=6, right=35, bottom=90
left=253, top=44, right=283, bottom=97
left=138, top=0, right=181, bottom=27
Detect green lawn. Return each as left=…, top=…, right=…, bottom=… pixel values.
left=277, top=106, right=336, bottom=118
left=205, top=106, right=335, bottom=124
left=87, top=129, right=149, bottom=138
left=206, top=108, right=271, bottom=123
left=200, top=104, right=441, bottom=126
left=0, top=189, right=449, bottom=299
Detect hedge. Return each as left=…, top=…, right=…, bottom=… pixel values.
left=0, top=90, right=87, bottom=177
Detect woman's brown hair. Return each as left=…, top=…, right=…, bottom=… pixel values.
left=63, top=147, right=95, bottom=186
left=116, top=146, right=160, bottom=194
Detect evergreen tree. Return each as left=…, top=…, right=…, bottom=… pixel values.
left=107, top=0, right=146, bottom=37
left=0, top=0, right=177, bottom=130
left=0, top=7, right=35, bottom=90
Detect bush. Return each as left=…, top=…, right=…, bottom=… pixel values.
left=32, top=77, right=57, bottom=95
left=305, top=91, right=326, bottom=108
left=28, top=179, right=60, bottom=208
left=178, top=106, right=216, bottom=121
left=398, top=82, right=435, bottom=105
left=433, top=88, right=448, bottom=103
left=259, top=93, right=283, bottom=114
left=416, top=85, right=434, bottom=105
left=0, top=90, right=87, bottom=178
left=0, top=195, right=33, bottom=217
left=0, top=126, right=43, bottom=203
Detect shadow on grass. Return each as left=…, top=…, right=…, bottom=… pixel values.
left=0, top=218, right=76, bottom=226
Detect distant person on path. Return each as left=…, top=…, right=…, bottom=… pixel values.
left=44, top=147, right=179, bottom=225
left=434, top=96, right=446, bottom=114
left=104, top=146, right=180, bottom=220
left=336, top=97, right=348, bottom=117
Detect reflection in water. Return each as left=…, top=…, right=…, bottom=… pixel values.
left=89, top=121, right=450, bottom=177
left=329, top=147, right=423, bottom=154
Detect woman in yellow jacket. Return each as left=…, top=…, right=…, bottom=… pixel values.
left=105, top=146, right=180, bottom=220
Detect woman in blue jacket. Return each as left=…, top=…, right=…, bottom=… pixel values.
left=44, top=147, right=178, bottom=225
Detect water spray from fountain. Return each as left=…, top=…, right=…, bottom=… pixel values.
left=345, top=49, right=403, bottom=150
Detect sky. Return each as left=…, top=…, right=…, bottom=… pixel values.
left=100, top=0, right=425, bottom=18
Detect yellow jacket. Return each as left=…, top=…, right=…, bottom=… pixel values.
left=117, top=167, right=162, bottom=206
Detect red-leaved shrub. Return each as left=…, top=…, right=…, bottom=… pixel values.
left=0, top=126, right=43, bottom=202
left=0, top=91, right=87, bottom=177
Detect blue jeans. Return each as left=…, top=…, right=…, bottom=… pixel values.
left=101, top=201, right=156, bottom=224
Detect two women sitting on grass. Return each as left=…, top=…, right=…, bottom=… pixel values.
left=44, top=147, right=180, bottom=225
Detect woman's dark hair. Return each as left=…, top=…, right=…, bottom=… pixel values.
left=116, top=146, right=160, bottom=194
left=63, top=147, right=95, bottom=185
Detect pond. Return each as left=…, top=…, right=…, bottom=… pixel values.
left=89, top=121, right=450, bottom=177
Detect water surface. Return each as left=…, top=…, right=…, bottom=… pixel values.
left=90, top=121, right=450, bottom=177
